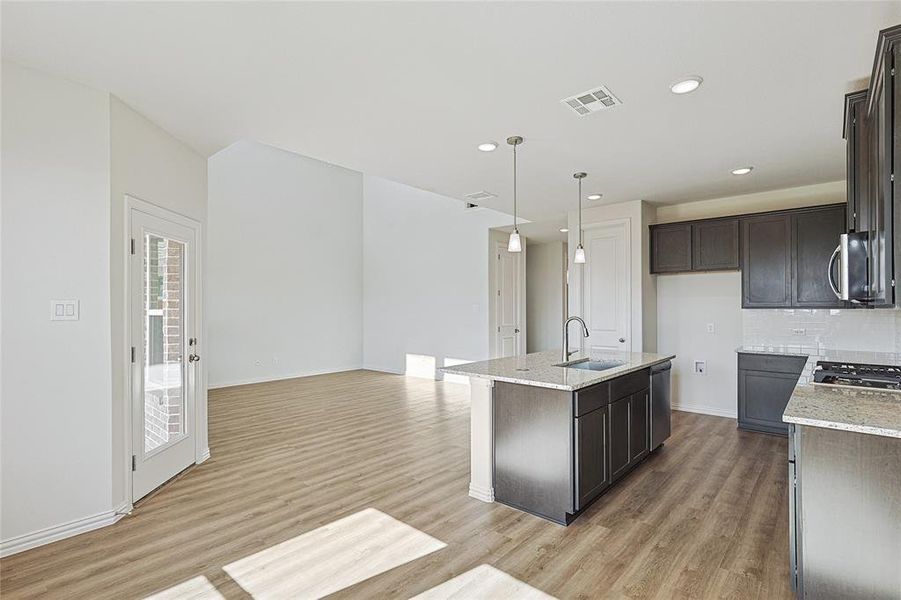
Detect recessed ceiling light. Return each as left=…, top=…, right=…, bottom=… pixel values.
left=560, top=228, right=569, bottom=233
left=731, top=166, right=754, bottom=175
left=477, top=141, right=498, bottom=152
left=670, top=76, right=703, bottom=95
left=587, top=193, right=602, bottom=201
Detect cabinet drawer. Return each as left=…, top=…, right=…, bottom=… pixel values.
left=574, top=382, right=609, bottom=417
left=610, top=368, right=650, bottom=400
left=737, top=353, right=807, bottom=375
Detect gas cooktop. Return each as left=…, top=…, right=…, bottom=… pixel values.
left=814, top=361, right=901, bottom=390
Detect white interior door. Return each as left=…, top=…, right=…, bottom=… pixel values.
left=582, top=221, right=631, bottom=352
left=494, top=241, right=523, bottom=357
left=130, top=207, right=199, bottom=501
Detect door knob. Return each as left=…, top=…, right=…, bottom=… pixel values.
left=619, top=338, right=626, bottom=343
left=188, top=353, right=201, bottom=363
left=515, top=328, right=520, bottom=333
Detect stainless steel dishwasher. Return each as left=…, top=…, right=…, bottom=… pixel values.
left=650, top=361, right=671, bottom=450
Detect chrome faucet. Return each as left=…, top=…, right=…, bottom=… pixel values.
left=562, top=316, right=590, bottom=362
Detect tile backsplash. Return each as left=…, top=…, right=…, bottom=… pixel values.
left=742, top=308, right=901, bottom=383
left=742, top=308, right=901, bottom=353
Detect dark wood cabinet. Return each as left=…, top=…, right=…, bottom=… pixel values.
left=737, top=352, right=806, bottom=435
left=609, top=395, right=631, bottom=481
left=629, top=389, right=650, bottom=463
left=791, top=206, right=846, bottom=308
left=742, top=214, right=792, bottom=308
left=693, top=219, right=740, bottom=270
left=609, top=387, right=650, bottom=481
left=650, top=223, right=692, bottom=273
left=574, top=406, right=609, bottom=510
left=844, top=90, right=870, bottom=233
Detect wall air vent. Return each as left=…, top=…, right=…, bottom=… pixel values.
left=561, top=85, right=621, bottom=116
left=465, top=190, right=497, bottom=202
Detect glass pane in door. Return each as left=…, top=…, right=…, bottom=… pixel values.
left=143, top=233, right=185, bottom=452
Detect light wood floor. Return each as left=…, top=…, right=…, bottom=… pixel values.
left=0, top=370, right=793, bottom=599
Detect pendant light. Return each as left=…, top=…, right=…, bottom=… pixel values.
left=573, top=172, right=587, bottom=264
left=506, top=136, right=524, bottom=252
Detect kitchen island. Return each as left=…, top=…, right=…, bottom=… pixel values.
left=783, top=381, right=901, bottom=597
left=441, top=349, right=674, bottom=525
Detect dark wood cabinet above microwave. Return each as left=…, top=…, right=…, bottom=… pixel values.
left=841, top=24, right=899, bottom=308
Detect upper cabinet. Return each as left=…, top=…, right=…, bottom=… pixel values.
left=842, top=25, right=899, bottom=308
left=741, top=214, right=792, bottom=308
left=843, top=90, right=869, bottom=233
left=693, top=218, right=740, bottom=271
left=791, top=206, right=847, bottom=307
left=650, top=223, right=692, bottom=273
left=650, top=205, right=846, bottom=309
left=649, top=218, right=738, bottom=274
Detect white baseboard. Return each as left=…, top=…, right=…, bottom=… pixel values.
left=362, top=364, right=404, bottom=376
left=1, top=501, right=129, bottom=558
left=197, top=447, right=211, bottom=464
left=468, top=483, right=495, bottom=503
left=208, top=365, right=363, bottom=389
left=672, top=402, right=737, bottom=419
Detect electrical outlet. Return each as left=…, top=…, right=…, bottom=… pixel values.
left=706, top=323, right=715, bottom=334
left=694, top=360, right=706, bottom=374
left=50, top=299, right=79, bottom=321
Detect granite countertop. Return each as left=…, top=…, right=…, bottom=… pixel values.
left=737, top=346, right=901, bottom=366
left=784, top=384, right=901, bottom=439
left=439, top=349, right=675, bottom=391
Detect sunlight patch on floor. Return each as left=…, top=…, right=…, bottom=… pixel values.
left=412, top=564, right=557, bottom=599
left=143, top=575, right=224, bottom=600
left=405, top=353, right=438, bottom=379
left=223, top=508, right=446, bottom=599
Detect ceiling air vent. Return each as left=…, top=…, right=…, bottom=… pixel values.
left=465, top=191, right=497, bottom=202
left=561, top=85, right=621, bottom=116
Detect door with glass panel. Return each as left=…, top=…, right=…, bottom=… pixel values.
left=130, top=208, right=198, bottom=501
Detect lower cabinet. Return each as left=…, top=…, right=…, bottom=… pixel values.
left=574, top=407, right=609, bottom=510
left=737, top=352, right=806, bottom=435
left=610, top=389, right=651, bottom=482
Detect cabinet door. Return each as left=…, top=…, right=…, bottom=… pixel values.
left=791, top=206, right=846, bottom=308
left=846, top=92, right=870, bottom=233
left=742, top=214, right=792, bottom=308
left=609, top=395, right=631, bottom=481
left=629, top=389, right=650, bottom=462
left=693, top=219, right=740, bottom=271
left=574, top=406, right=609, bottom=510
left=651, top=223, right=692, bottom=273
left=738, top=369, right=801, bottom=435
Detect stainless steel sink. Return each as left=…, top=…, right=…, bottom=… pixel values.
left=556, top=358, right=625, bottom=371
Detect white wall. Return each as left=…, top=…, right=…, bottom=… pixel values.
left=526, top=242, right=565, bottom=353
left=362, top=175, right=510, bottom=376
left=656, top=272, right=743, bottom=418
left=109, top=96, right=208, bottom=509
left=1, top=63, right=113, bottom=545
left=207, top=141, right=363, bottom=387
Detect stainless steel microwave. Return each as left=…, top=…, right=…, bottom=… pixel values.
left=828, top=232, right=870, bottom=302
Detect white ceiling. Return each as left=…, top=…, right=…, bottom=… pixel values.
left=3, top=2, right=899, bottom=221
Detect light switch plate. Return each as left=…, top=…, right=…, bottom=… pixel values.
left=706, top=323, right=715, bottom=334
left=50, top=299, right=79, bottom=321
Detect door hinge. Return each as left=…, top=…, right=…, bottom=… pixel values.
left=891, top=173, right=895, bottom=182
left=497, top=289, right=501, bottom=296
left=497, top=253, right=501, bottom=260
left=497, top=326, right=501, bottom=333
left=130, top=238, right=136, bottom=255
left=891, top=67, right=895, bottom=77
left=131, top=346, right=135, bottom=363
left=131, top=455, right=136, bottom=471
